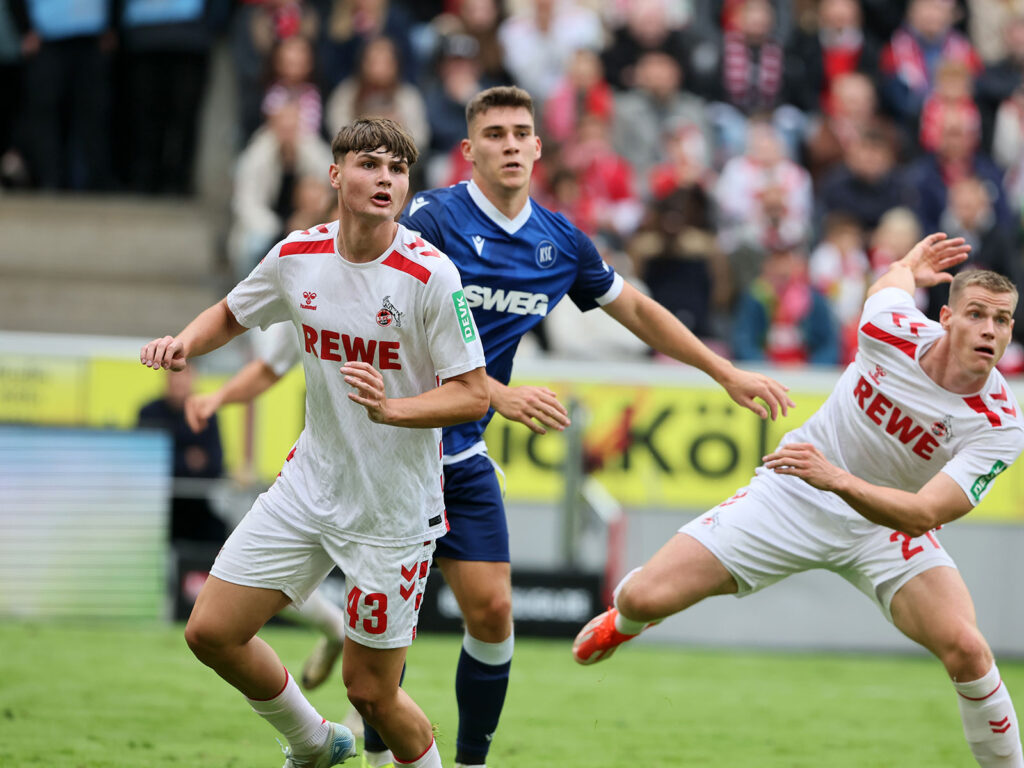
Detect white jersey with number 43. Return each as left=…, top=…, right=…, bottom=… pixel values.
left=227, top=221, right=486, bottom=546
left=762, top=286, right=1024, bottom=516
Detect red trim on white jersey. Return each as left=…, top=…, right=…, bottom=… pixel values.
left=964, top=395, right=1002, bottom=428
left=280, top=238, right=334, bottom=258
left=383, top=251, right=431, bottom=284
left=861, top=322, right=917, bottom=358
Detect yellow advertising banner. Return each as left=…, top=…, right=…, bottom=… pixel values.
left=1, top=336, right=1022, bottom=521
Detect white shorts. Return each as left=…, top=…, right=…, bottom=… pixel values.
left=678, top=474, right=957, bottom=621
left=210, top=497, right=435, bottom=649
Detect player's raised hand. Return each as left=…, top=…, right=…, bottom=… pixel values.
left=341, top=361, right=389, bottom=422
left=762, top=442, right=841, bottom=491
left=718, top=365, right=794, bottom=421
left=900, top=233, right=971, bottom=287
left=140, top=336, right=187, bottom=371
left=491, top=383, right=570, bottom=434
left=185, top=392, right=221, bottom=433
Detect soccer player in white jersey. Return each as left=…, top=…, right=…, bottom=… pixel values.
left=185, top=323, right=347, bottom=693
left=140, top=117, right=488, bottom=768
left=573, top=234, right=1024, bottom=768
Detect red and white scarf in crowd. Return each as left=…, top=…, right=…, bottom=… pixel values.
left=723, top=30, right=783, bottom=111
left=882, top=27, right=980, bottom=92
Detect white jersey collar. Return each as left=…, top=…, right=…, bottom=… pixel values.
left=467, top=179, right=533, bottom=235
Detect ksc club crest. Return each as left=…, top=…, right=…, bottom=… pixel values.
left=535, top=239, right=557, bottom=269
left=376, top=295, right=404, bottom=327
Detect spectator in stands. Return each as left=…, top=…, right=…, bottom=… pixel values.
left=323, top=35, right=429, bottom=149
left=14, top=0, right=115, bottom=189
left=0, top=0, right=27, bottom=187
left=560, top=113, right=643, bottom=239
left=804, top=71, right=889, bottom=181
left=228, top=99, right=332, bottom=278
left=993, top=80, right=1024, bottom=214
left=786, top=0, right=881, bottom=120
left=820, top=126, right=913, bottom=231
left=732, top=240, right=839, bottom=365
left=138, top=367, right=226, bottom=544
left=928, top=175, right=1021, bottom=319
left=601, top=0, right=696, bottom=92
left=543, top=47, right=613, bottom=146
left=715, top=118, right=813, bottom=287
left=423, top=33, right=494, bottom=185
left=497, top=0, right=603, bottom=112
left=879, top=0, right=981, bottom=137
left=976, top=15, right=1024, bottom=153
left=429, top=0, right=510, bottom=86
left=967, top=0, right=1024, bottom=64
left=918, top=59, right=980, bottom=154
left=231, top=0, right=320, bottom=142
left=867, top=206, right=928, bottom=307
left=808, top=212, right=869, bottom=363
left=612, top=50, right=710, bottom=197
left=627, top=129, right=727, bottom=340
left=118, top=0, right=225, bottom=195
left=907, top=106, right=1009, bottom=233
left=707, top=0, right=810, bottom=162
left=261, top=35, right=322, bottom=139
left=318, top=0, right=417, bottom=91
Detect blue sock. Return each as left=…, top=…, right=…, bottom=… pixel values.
left=455, top=631, right=514, bottom=766
left=362, top=663, right=405, bottom=752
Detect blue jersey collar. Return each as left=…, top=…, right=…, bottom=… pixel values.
left=467, top=179, right=533, bottom=235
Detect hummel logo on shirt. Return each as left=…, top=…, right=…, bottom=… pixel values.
left=409, top=196, right=430, bottom=216
left=472, top=235, right=485, bottom=256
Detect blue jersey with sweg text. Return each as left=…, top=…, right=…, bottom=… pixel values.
left=400, top=180, right=622, bottom=457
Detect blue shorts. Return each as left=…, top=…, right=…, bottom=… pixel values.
left=435, top=453, right=509, bottom=562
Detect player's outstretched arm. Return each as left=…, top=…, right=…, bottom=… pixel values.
left=184, top=359, right=282, bottom=433
left=342, top=362, right=489, bottom=427
left=866, top=233, right=971, bottom=299
left=603, top=282, right=794, bottom=420
left=763, top=442, right=973, bottom=535
left=488, top=379, right=571, bottom=434
left=140, top=299, right=247, bottom=371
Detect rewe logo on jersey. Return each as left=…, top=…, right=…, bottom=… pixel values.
left=301, top=291, right=317, bottom=310
left=472, top=235, right=486, bottom=256
left=301, top=324, right=401, bottom=369
left=463, top=284, right=549, bottom=316
left=852, top=375, right=939, bottom=460
left=376, top=295, right=404, bottom=328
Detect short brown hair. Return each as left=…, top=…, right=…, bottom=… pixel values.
left=330, top=117, right=418, bottom=165
left=949, top=269, right=1018, bottom=311
left=465, top=86, right=534, bottom=127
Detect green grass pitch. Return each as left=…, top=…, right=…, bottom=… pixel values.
left=2, top=621, right=1021, bottom=767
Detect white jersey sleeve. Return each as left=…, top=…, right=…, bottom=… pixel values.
left=226, top=245, right=291, bottom=330
left=251, top=322, right=301, bottom=377
left=421, top=255, right=486, bottom=379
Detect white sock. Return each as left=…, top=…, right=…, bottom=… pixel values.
left=612, top=567, right=653, bottom=635
left=394, top=737, right=442, bottom=767
left=290, top=589, right=347, bottom=641
left=463, top=629, right=514, bottom=665
left=247, top=669, right=329, bottom=755
left=364, top=749, right=395, bottom=767
left=954, top=664, right=1024, bottom=767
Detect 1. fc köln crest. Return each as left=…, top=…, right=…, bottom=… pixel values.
left=376, top=295, right=404, bottom=327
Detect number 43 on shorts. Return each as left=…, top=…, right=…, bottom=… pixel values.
left=347, top=587, right=388, bottom=635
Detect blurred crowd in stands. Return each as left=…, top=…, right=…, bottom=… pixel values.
left=6, top=0, right=1024, bottom=369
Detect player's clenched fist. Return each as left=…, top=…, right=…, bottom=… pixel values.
left=140, top=335, right=187, bottom=371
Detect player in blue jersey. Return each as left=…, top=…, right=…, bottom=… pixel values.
left=396, top=85, right=794, bottom=768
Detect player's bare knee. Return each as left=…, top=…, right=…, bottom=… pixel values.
left=616, top=585, right=663, bottom=623
left=465, top=593, right=512, bottom=638
left=346, top=684, right=393, bottom=724
left=183, top=618, right=231, bottom=661
left=943, top=625, right=993, bottom=680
